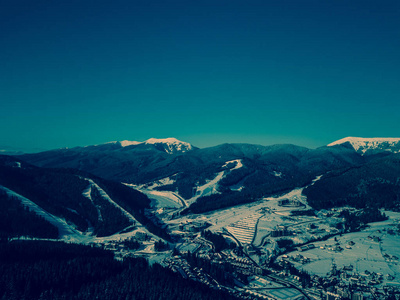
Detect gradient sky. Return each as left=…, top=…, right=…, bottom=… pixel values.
left=1, top=0, right=399, bottom=152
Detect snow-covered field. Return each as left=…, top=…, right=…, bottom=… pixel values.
left=141, top=190, right=184, bottom=209
left=125, top=175, right=188, bottom=210
left=279, top=211, right=400, bottom=285
left=226, top=213, right=262, bottom=245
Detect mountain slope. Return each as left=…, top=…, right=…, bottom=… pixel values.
left=303, top=153, right=400, bottom=210
left=19, top=138, right=196, bottom=184
left=98, top=137, right=195, bottom=154
left=19, top=140, right=369, bottom=208
left=0, top=189, right=59, bottom=239
left=20, top=137, right=400, bottom=214
left=328, top=137, right=400, bottom=155
left=0, top=155, right=151, bottom=239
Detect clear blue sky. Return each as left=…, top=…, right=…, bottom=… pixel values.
left=1, top=0, right=399, bottom=152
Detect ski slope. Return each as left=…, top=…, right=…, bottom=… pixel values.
left=0, top=185, right=81, bottom=239
left=85, top=178, right=138, bottom=225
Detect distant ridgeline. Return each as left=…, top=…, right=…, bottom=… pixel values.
left=12, top=136, right=400, bottom=214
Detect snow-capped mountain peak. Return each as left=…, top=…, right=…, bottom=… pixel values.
left=119, top=140, right=142, bottom=147
left=145, top=137, right=185, bottom=145
left=144, top=137, right=193, bottom=154
left=328, top=137, right=400, bottom=155
left=109, top=138, right=193, bottom=154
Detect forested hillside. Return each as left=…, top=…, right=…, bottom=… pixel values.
left=0, top=240, right=239, bottom=300
left=0, top=156, right=160, bottom=238
left=303, top=154, right=400, bottom=211
left=0, top=190, right=58, bottom=239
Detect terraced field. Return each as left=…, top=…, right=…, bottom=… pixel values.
left=226, top=213, right=262, bottom=245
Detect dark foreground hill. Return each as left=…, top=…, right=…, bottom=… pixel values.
left=0, top=155, right=155, bottom=239
left=0, top=240, right=239, bottom=300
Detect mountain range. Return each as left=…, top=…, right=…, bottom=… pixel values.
left=0, top=135, right=399, bottom=242
left=328, top=136, right=400, bottom=155
left=12, top=137, right=399, bottom=214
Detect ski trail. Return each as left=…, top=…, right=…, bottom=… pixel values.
left=186, top=171, right=225, bottom=205
left=82, top=183, right=103, bottom=222
left=0, top=185, right=80, bottom=239
left=85, top=179, right=137, bottom=225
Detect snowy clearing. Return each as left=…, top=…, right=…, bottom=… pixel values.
left=278, top=211, right=400, bottom=286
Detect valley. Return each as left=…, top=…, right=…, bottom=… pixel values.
left=1, top=137, right=400, bottom=299
left=136, top=171, right=400, bottom=299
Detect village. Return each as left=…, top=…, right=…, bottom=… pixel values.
left=99, top=179, right=400, bottom=300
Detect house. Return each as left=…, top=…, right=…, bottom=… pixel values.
left=180, top=221, right=210, bottom=232
left=271, top=225, right=290, bottom=237
left=135, top=231, right=148, bottom=241
left=278, top=198, right=301, bottom=207
left=298, top=244, right=315, bottom=252
left=278, top=199, right=289, bottom=206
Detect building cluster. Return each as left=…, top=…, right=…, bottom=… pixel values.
left=163, top=253, right=258, bottom=299
left=154, top=200, right=400, bottom=300
left=225, top=255, right=263, bottom=276
left=323, top=264, right=400, bottom=300
left=283, top=253, right=311, bottom=265
left=179, top=221, right=210, bottom=232
left=274, top=256, right=400, bottom=300
left=278, top=198, right=302, bottom=207
left=297, top=243, right=316, bottom=252
left=271, top=225, right=291, bottom=237
left=324, top=289, right=366, bottom=300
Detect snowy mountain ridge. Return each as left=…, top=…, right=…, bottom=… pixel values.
left=328, top=137, right=400, bottom=154
left=109, top=138, right=194, bottom=154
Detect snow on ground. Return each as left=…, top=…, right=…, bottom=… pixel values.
left=167, top=175, right=323, bottom=249
left=153, top=176, right=175, bottom=187
left=129, top=159, right=244, bottom=209
left=327, top=137, right=400, bottom=154
left=141, top=190, right=185, bottom=208
left=0, top=185, right=81, bottom=239
left=127, top=175, right=176, bottom=191
left=125, top=177, right=186, bottom=209
left=186, top=171, right=225, bottom=206
left=106, top=138, right=193, bottom=153
left=226, top=213, right=262, bottom=245
left=311, top=175, right=323, bottom=185
left=265, top=187, right=304, bottom=203
left=265, top=288, right=304, bottom=300
left=223, top=159, right=243, bottom=170
left=186, top=159, right=244, bottom=205
left=86, top=179, right=138, bottom=225
left=0, top=183, right=158, bottom=244
left=82, top=183, right=103, bottom=222
left=119, top=140, right=141, bottom=147
left=279, top=211, right=400, bottom=284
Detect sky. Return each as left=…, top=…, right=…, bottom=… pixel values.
left=1, top=0, right=399, bottom=152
